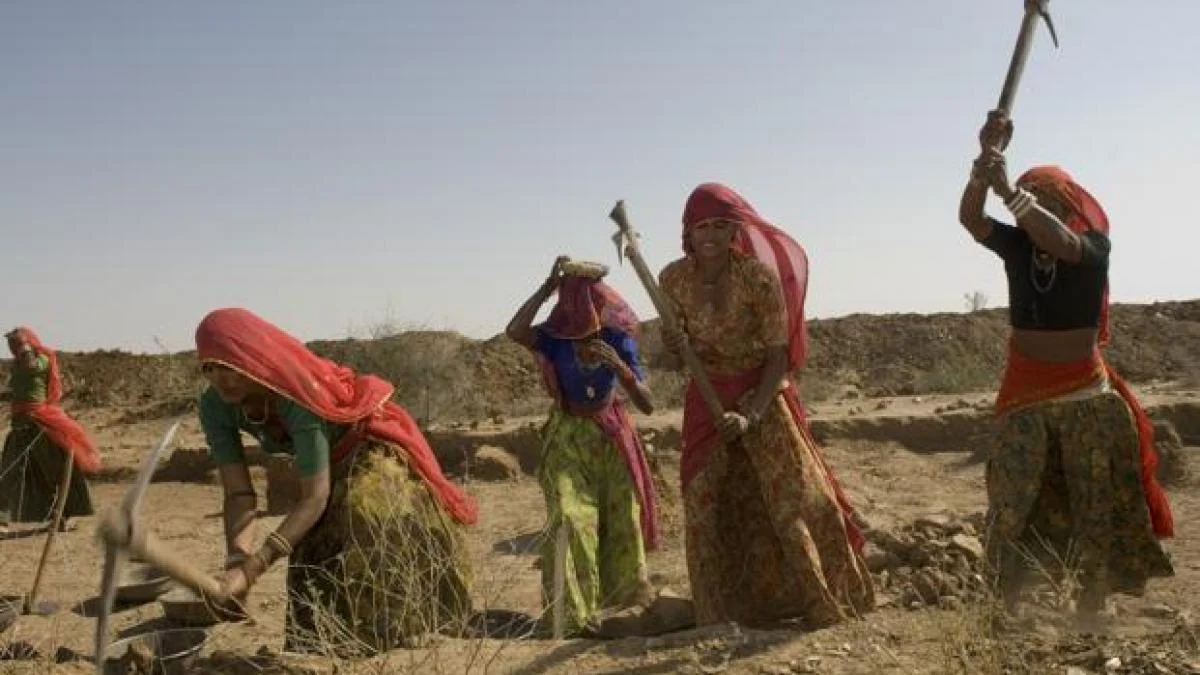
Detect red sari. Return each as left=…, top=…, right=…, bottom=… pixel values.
left=662, top=183, right=873, bottom=628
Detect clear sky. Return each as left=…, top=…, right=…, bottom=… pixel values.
left=2, top=2, right=1196, bottom=352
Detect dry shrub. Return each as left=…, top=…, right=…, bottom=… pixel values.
left=281, top=454, right=531, bottom=673
left=939, top=525, right=1091, bottom=674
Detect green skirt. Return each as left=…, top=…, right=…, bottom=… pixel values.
left=985, top=391, right=1174, bottom=606
left=283, top=441, right=473, bottom=656
left=537, top=407, right=649, bottom=635
left=0, top=421, right=93, bottom=524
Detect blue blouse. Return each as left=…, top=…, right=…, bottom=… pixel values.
left=534, top=327, right=645, bottom=405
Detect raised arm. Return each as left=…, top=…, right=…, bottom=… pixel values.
left=506, top=256, right=567, bottom=348
left=960, top=111, right=1014, bottom=241
left=976, top=149, right=1085, bottom=264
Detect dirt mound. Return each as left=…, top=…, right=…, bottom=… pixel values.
left=461, top=445, right=522, bottom=482
left=1153, top=419, right=1190, bottom=487
left=865, top=513, right=989, bottom=611
left=4, top=299, right=1198, bottom=419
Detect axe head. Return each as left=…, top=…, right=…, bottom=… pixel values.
left=1027, top=0, right=1059, bottom=48
left=608, top=199, right=642, bottom=267
left=611, top=232, right=625, bottom=267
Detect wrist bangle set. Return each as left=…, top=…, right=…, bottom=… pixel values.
left=1005, top=187, right=1038, bottom=219
left=241, top=530, right=295, bottom=583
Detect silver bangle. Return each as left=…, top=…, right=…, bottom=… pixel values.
left=1005, top=188, right=1037, bottom=219
left=265, top=530, right=294, bottom=557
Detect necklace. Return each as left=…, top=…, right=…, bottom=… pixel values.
left=1030, top=248, right=1056, bottom=293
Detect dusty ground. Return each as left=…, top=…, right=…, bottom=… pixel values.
left=1, top=384, right=1197, bottom=674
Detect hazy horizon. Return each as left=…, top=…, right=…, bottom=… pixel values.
left=3, top=2, right=1196, bottom=353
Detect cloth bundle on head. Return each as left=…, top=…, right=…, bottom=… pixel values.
left=682, top=182, right=811, bottom=370
left=541, top=274, right=640, bottom=341
left=194, top=308, right=478, bottom=525
left=6, top=327, right=101, bottom=473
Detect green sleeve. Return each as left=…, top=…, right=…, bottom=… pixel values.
left=33, top=354, right=50, bottom=373
left=277, top=399, right=330, bottom=477
left=199, top=388, right=246, bottom=466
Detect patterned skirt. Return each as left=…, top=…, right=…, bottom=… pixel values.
left=283, top=441, right=473, bottom=655
left=0, top=421, right=93, bottom=524
left=683, top=392, right=875, bottom=629
left=537, top=407, right=650, bottom=635
left=985, top=391, right=1174, bottom=602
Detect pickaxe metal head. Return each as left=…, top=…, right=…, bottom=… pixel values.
left=611, top=231, right=625, bottom=267
left=94, top=418, right=180, bottom=673
left=608, top=199, right=642, bottom=267
left=1027, top=0, right=1059, bottom=48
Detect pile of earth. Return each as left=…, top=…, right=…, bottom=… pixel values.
left=863, top=513, right=990, bottom=611
left=2, top=300, right=1197, bottom=420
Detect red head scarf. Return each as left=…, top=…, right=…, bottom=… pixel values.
left=541, top=276, right=640, bottom=341
left=195, top=308, right=477, bottom=525
left=1016, top=165, right=1113, bottom=345
left=682, top=182, right=810, bottom=370
left=6, top=326, right=101, bottom=473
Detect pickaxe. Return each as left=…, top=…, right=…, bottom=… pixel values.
left=994, top=0, right=1059, bottom=124
left=608, top=200, right=728, bottom=424
left=92, top=418, right=233, bottom=672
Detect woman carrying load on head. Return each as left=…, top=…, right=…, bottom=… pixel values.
left=962, top=112, right=1173, bottom=628
left=657, top=182, right=874, bottom=630
left=0, top=327, right=98, bottom=534
left=507, top=256, right=659, bottom=636
left=195, top=307, right=477, bottom=655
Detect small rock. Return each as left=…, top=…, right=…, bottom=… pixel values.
left=863, top=541, right=897, bottom=573
left=1104, top=657, right=1121, bottom=671
left=915, top=513, right=953, bottom=530
left=463, top=445, right=522, bottom=482
left=1139, top=603, right=1177, bottom=619
left=938, top=595, right=963, bottom=611
left=949, top=533, right=984, bottom=562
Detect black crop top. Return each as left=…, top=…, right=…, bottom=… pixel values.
left=978, top=218, right=1109, bottom=331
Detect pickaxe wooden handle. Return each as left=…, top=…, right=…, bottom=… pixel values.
left=996, top=0, right=1059, bottom=118
left=96, top=510, right=227, bottom=600
left=24, top=448, right=75, bottom=613
left=93, top=418, right=182, bottom=674
left=608, top=200, right=727, bottom=423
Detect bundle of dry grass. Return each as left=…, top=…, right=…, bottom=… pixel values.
left=288, top=450, right=473, bottom=658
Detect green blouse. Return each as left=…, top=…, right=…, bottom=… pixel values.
left=8, top=354, right=50, bottom=404
left=199, top=387, right=349, bottom=476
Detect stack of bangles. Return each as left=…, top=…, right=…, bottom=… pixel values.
left=240, top=531, right=293, bottom=584
left=1004, top=187, right=1038, bottom=219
